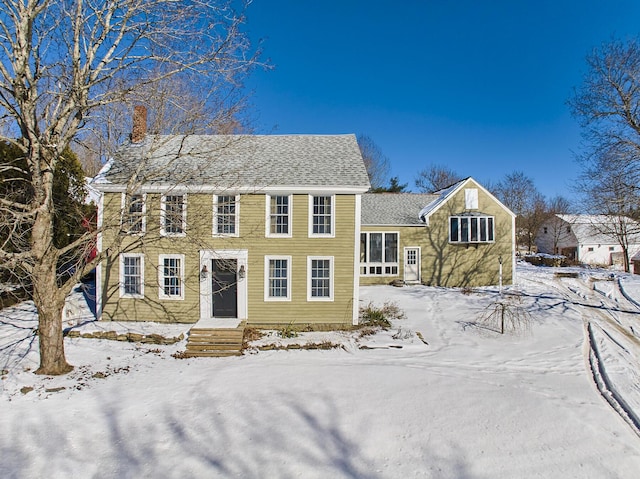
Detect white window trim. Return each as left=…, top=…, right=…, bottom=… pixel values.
left=360, top=231, right=400, bottom=276
left=308, top=194, right=335, bottom=238
left=119, top=253, right=144, bottom=299
left=213, top=194, right=240, bottom=237
left=266, top=194, right=293, bottom=238
left=449, top=215, right=495, bottom=244
left=307, top=256, right=334, bottom=302
left=264, top=255, right=292, bottom=301
left=158, top=254, right=185, bottom=300
left=160, top=194, right=187, bottom=237
left=120, top=193, right=146, bottom=235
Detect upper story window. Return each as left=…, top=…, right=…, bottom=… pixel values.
left=121, top=193, right=146, bottom=234
left=161, top=194, right=186, bottom=236
left=360, top=232, right=399, bottom=276
left=309, top=195, right=334, bottom=237
left=213, top=195, right=239, bottom=236
left=449, top=215, right=494, bottom=243
left=158, top=254, right=184, bottom=300
left=120, top=253, right=144, bottom=298
left=267, top=195, right=292, bottom=237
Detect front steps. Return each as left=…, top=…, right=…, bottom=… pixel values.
left=183, top=322, right=246, bottom=357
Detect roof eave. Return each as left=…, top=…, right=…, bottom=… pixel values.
left=92, top=183, right=370, bottom=195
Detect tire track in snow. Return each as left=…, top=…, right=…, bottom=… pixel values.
left=586, top=321, right=640, bottom=438
left=551, top=276, right=640, bottom=438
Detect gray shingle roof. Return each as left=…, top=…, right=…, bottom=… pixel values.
left=94, top=134, right=370, bottom=191
left=361, top=193, right=439, bottom=225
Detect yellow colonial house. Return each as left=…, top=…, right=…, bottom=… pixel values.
left=94, top=129, right=371, bottom=329
left=93, top=112, right=514, bottom=332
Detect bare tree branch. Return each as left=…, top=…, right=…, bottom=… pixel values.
left=0, top=0, right=263, bottom=375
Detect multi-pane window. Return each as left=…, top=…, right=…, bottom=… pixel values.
left=360, top=232, right=399, bottom=276
left=449, top=216, right=494, bottom=243
left=214, top=195, right=238, bottom=235
left=120, top=254, right=144, bottom=298
left=122, top=194, right=145, bottom=234
left=310, top=195, right=333, bottom=236
left=161, top=195, right=186, bottom=235
left=265, top=256, right=291, bottom=301
left=159, top=254, right=184, bottom=300
left=268, top=195, right=291, bottom=236
left=308, top=257, right=333, bottom=300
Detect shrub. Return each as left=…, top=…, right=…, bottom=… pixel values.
left=476, top=296, right=531, bottom=334
left=278, top=323, right=298, bottom=338
left=359, top=301, right=405, bottom=329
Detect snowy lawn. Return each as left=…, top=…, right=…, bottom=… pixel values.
left=1, top=263, right=640, bottom=478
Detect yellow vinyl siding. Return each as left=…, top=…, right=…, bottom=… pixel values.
left=100, top=192, right=357, bottom=326
left=421, top=180, right=513, bottom=287
left=245, top=194, right=356, bottom=327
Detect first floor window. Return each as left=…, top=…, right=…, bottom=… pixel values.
left=360, top=232, right=399, bottom=276
left=214, top=195, right=238, bottom=235
left=308, top=256, right=333, bottom=300
left=265, top=256, right=291, bottom=301
left=159, top=254, right=184, bottom=300
left=161, top=194, right=186, bottom=235
left=120, top=254, right=144, bottom=298
left=449, top=215, right=494, bottom=243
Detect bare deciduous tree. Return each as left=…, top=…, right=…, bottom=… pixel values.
left=568, top=37, right=640, bottom=271
left=569, top=37, right=640, bottom=176
left=476, top=294, right=531, bottom=335
left=575, top=151, right=640, bottom=271
left=414, top=165, right=462, bottom=193
left=0, top=0, right=261, bottom=375
left=491, top=171, right=546, bottom=252
left=357, top=135, right=390, bottom=190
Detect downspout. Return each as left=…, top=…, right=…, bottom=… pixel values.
left=95, top=191, right=104, bottom=321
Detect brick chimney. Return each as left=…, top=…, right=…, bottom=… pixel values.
left=131, top=105, right=147, bottom=143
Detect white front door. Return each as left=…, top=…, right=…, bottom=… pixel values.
left=404, top=247, right=420, bottom=282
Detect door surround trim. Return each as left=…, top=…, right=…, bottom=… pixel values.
left=199, top=250, right=248, bottom=321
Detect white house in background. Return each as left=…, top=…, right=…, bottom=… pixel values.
left=536, top=214, right=640, bottom=267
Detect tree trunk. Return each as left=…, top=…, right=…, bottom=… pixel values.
left=33, top=278, right=72, bottom=375
left=623, top=247, right=631, bottom=273
left=31, top=170, right=73, bottom=375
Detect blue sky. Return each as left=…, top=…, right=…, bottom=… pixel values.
left=244, top=1, right=640, bottom=198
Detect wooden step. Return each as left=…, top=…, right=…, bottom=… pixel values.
left=181, top=324, right=246, bottom=358
left=182, top=350, right=242, bottom=357
left=188, top=333, right=244, bottom=340
left=186, top=343, right=242, bottom=350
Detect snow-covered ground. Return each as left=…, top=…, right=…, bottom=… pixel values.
left=1, top=263, right=640, bottom=478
